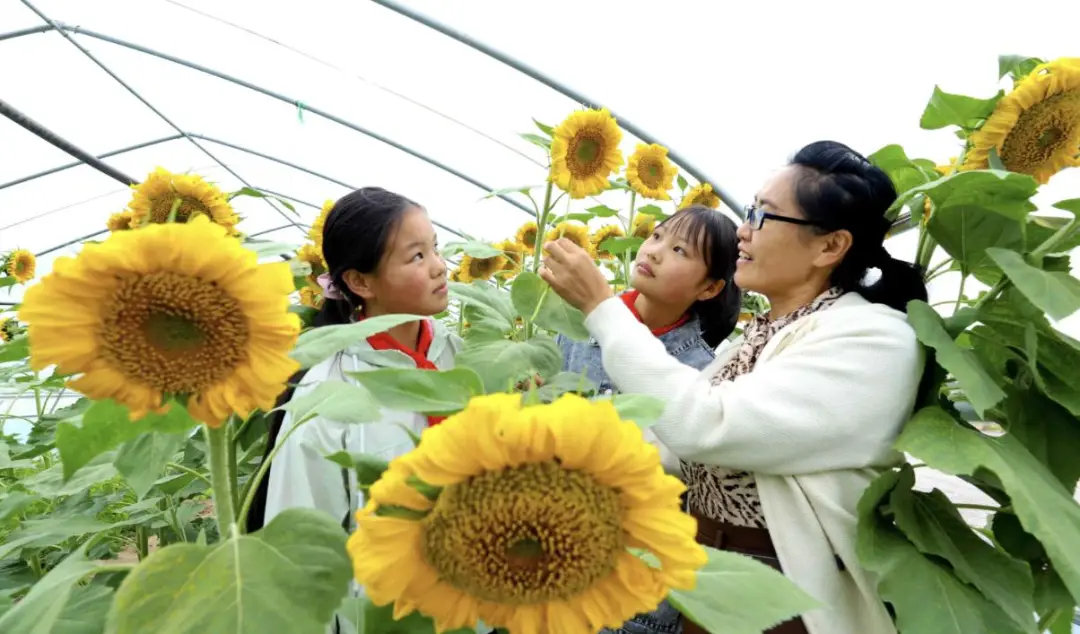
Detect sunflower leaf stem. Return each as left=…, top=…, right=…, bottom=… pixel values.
left=204, top=423, right=238, bottom=538
left=236, top=413, right=317, bottom=531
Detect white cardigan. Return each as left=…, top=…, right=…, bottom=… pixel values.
left=585, top=292, right=921, bottom=634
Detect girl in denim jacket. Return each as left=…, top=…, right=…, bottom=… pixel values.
left=556, top=204, right=742, bottom=634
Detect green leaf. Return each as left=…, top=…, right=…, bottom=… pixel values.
left=323, top=452, right=389, bottom=488
left=441, top=240, right=503, bottom=259
left=1053, top=197, right=1080, bottom=218
left=888, top=466, right=1036, bottom=633
left=520, top=132, right=551, bottom=150
left=105, top=508, right=352, bottom=634
left=665, top=546, right=820, bottom=634
left=608, top=394, right=666, bottom=430
left=0, top=335, right=29, bottom=362
left=290, top=314, right=427, bottom=368
left=20, top=453, right=118, bottom=497
left=56, top=584, right=114, bottom=634
left=534, top=371, right=598, bottom=401
left=510, top=272, right=589, bottom=341
left=346, top=367, right=484, bottom=414
left=532, top=118, right=554, bottom=136
left=919, top=86, right=1003, bottom=130
left=896, top=406, right=1080, bottom=602
left=903, top=169, right=1039, bottom=222
left=279, top=381, right=381, bottom=424
left=484, top=185, right=538, bottom=200
left=55, top=400, right=197, bottom=482
left=0, top=276, right=18, bottom=288
left=906, top=301, right=1005, bottom=416
left=988, top=147, right=1007, bottom=171
left=868, top=144, right=934, bottom=195
left=1004, top=389, right=1080, bottom=492
left=586, top=204, right=620, bottom=217
left=228, top=187, right=298, bottom=215
left=856, top=467, right=1024, bottom=634
left=636, top=204, right=667, bottom=218
left=0, top=544, right=101, bottom=633
left=449, top=282, right=516, bottom=326
left=244, top=241, right=298, bottom=259
left=998, top=55, right=1045, bottom=80
left=0, top=491, right=39, bottom=523
left=986, top=247, right=1080, bottom=320
left=677, top=174, right=688, bottom=192
left=114, top=432, right=190, bottom=500
left=455, top=336, right=561, bottom=393
left=599, top=237, right=645, bottom=255
left=341, top=596, right=475, bottom=633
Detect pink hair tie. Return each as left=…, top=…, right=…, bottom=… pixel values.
left=316, top=273, right=344, bottom=300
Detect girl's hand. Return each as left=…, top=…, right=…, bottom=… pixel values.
left=539, top=238, right=614, bottom=316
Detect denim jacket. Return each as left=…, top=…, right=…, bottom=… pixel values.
left=557, top=313, right=714, bottom=634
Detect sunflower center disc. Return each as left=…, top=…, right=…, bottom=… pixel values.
left=640, top=158, right=665, bottom=188
left=421, top=461, right=624, bottom=604
left=1002, top=90, right=1080, bottom=173
left=101, top=270, right=250, bottom=395
left=569, top=133, right=604, bottom=176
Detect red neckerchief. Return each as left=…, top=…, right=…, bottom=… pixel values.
left=620, top=290, right=690, bottom=337
left=363, top=317, right=445, bottom=427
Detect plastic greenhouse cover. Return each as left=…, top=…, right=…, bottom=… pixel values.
left=0, top=0, right=1078, bottom=342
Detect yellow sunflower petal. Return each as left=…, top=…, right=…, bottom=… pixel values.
left=549, top=108, right=625, bottom=199
left=626, top=143, right=677, bottom=200
left=679, top=183, right=721, bottom=210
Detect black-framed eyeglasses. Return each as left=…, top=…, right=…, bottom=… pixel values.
left=743, top=204, right=820, bottom=231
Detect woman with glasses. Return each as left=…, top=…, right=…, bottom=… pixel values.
left=539, top=140, right=926, bottom=634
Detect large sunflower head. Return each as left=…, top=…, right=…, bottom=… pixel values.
left=107, top=211, right=134, bottom=233
left=964, top=58, right=1080, bottom=183
left=5, top=249, right=36, bottom=284
left=515, top=221, right=540, bottom=254
left=545, top=222, right=595, bottom=258
left=626, top=144, right=677, bottom=201
left=630, top=214, right=657, bottom=240
left=549, top=108, right=625, bottom=199
left=591, top=224, right=626, bottom=260
left=679, top=183, right=721, bottom=210
left=126, top=168, right=241, bottom=234
left=309, top=199, right=335, bottom=252
left=348, top=393, right=705, bottom=634
left=18, top=215, right=300, bottom=427
left=459, top=253, right=508, bottom=283
left=496, top=240, right=528, bottom=272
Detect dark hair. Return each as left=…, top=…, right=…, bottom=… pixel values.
left=657, top=205, right=742, bottom=348
left=789, top=141, right=928, bottom=312
left=315, top=187, right=421, bottom=326
left=246, top=186, right=420, bottom=534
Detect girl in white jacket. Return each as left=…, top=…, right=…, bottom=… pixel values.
left=254, top=187, right=460, bottom=633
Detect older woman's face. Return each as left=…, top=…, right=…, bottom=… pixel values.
left=734, top=166, right=823, bottom=297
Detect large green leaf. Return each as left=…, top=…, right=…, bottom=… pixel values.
left=986, top=247, right=1080, bottom=320
left=290, top=314, right=428, bottom=368
left=534, top=371, right=597, bottom=401
left=665, top=546, right=820, bottom=634
left=0, top=335, right=29, bottom=362
left=896, top=407, right=1080, bottom=601
left=1004, top=389, right=1080, bottom=492
left=607, top=394, right=666, bottom=430
left=323, top=452, right=389, bottom=489
left=278, top=381, right=381, bottom=424
left=906, top=301, right=1005, bottom=416
left=919, top=86, right=1003, bottom=131
left=0, top=506, right=162, bottom=560
left=114, top=432, right=191, bottom=500
left=338, top=596, right=475, bottom=633
left=20, top=453, right=118, bottom=497
left=449, top=282, right=517, bottom=326
left=0, top=544, right=103, bottom=634
left=347, top=367, right=484, bottom=414
left=55, top=399, right=197, bottom=481
left=857, top=468, right=1024, bottom=633
left=455, top=336, right=562, bottom=393
left=889, top=466, right=1036, bottom=633
left=998, top=55, right=1046, bottom=80
left=510, top=272, right=590, bottom=341
left=868, top=144, right=935, bottom=195
left=105, top=508, right=352, bottom=634
left=441, top=240, right=503, bottom=259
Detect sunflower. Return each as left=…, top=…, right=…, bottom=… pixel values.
left=545, top=222, right=595, bottom=258
left=549, top=109, right=625, bottom=199
left=5, top=249, right=35, bottom=284
left=626, top=144, right=677, bottom=200
left=591, top=224, right=626, bottom=259
left=459, top=253, right=508, bottom=283
left=449, top=267, right=462, bottom=283
left=964, top=58, right=1080, bottom=183
left=515, top=221, right=540, bottom=254
left=126, top=168, right=240, bottom=234
left=18, top=216, right=300, bottom=427
left=922, top=197, right=933, bottom=225
left=299, top=286, right=323, bottom=309
left=496, top=240, right=528, bottom=272
left=0, top=319, right=11, bottom=343
left=630, top=215, right=656, bottom=239
left=309, top=199, right=334, bottom=253
left=107, top=211, right=134, bottom=232
left=679, top=183, right=721, bottom=210
left=934, top=157, right=958, bottom=176
left=296, top=243, right=326, bottom=272
left=347, top=393, right=705, bottom=634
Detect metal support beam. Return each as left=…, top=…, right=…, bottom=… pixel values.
left=369, top=0, right=745, bottom=216
left=0, top=24, right=51, bottom=43
left=20, top=0, right=306, bottom=234
left=0, top=98, right=138, bottom=186
left=0, top=133, right=183, bottom=192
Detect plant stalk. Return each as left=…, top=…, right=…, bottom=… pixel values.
left=624, top=191, right=637, bottom=287
left=204, top=423, right=237, bottom=538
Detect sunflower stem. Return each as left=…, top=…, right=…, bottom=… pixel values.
left=237, top=414, right=316, bottom=532
left=204, top=423, right=237, bottom=539
left=623, top=192, right=637, bottom=287
left=166, top=196, right=183, bottom=224
left=531, top=181, right=555, bottom=273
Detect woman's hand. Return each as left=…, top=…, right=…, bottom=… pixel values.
left=539, top=238, right=614, bottom=316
